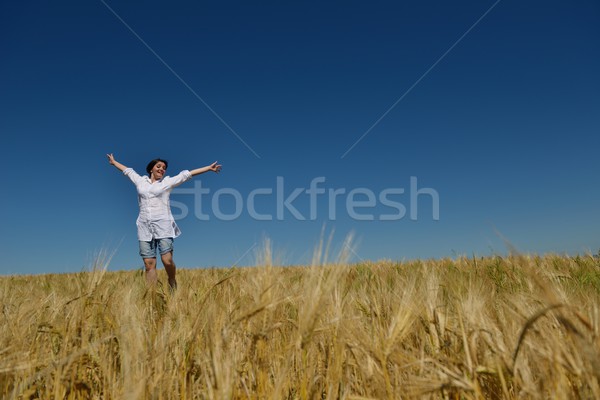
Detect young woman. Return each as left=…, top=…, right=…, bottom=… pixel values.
left=107, top=153, right=221, bottom=289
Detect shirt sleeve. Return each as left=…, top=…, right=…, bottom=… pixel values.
left=123, top=168, right=144, bottom=186
left=164, top=170, right=192, bottom=188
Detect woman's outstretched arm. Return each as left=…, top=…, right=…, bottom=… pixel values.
left=107, top=153, right=128, bottom=172
left=190, top=161, right=222, bottom=177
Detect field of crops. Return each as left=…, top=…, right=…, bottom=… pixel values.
left=1, top=245, right=599, bottom=399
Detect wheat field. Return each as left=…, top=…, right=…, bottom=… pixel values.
left=1, top=242, right=599, bottom=399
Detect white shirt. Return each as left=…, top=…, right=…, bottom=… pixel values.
left=123, top=168, right=192, bottom=241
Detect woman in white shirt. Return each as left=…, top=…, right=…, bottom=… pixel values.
left=107, top=153, right=221, bottom=290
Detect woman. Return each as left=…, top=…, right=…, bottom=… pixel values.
left=107, top=153, right=222, bottom=289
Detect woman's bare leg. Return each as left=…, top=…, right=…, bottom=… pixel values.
left=161, top=251, right=177, bottom=290
left=143, top=258, right=158, bottom=286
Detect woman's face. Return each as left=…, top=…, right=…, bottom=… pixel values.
left=151, top=162, right=167, bottom=180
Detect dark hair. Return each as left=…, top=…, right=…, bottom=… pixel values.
left=146, top=158, right=169, bottom=175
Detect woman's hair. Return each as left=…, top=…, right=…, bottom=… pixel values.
left=146, top=158, right=169, bottom=175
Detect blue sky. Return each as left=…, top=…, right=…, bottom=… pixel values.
left=1, top=0, right=599, bottom=275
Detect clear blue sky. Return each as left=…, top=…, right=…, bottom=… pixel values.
left=1, top=0, right=599, bottom=275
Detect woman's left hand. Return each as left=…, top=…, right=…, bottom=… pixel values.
left=209, top=161, right=222, bottom=173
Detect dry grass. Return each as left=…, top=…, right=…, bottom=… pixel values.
left=1, top=245, right=599, bottom=399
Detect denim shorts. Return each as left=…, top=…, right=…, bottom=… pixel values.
left=139, top=238, right=174, bottom=258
